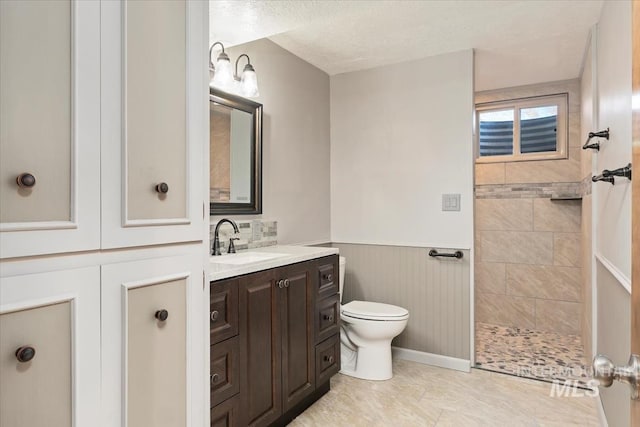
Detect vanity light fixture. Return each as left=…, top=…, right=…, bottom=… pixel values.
left=209, top=42, right=260, bottom=98
left=235, top=54, right=259, bottom=98
left=209, top=42, right=233, bottom=91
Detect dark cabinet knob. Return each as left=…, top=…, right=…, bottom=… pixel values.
left=155, top=182, right=169, bottom=194
left=211, top=373, right=219, bottom=384
left=210, top=310, right=219, bottom=322
left=155, top=309, right=169, bottom=321
left=16, top=173, right=36, bottom=188
left=277, top=280, right=285, bottom=289
left=323, top=314, right=334, bottom=322
left=323, top=355, right=334, bottom=364
left=323, top=273, right=333, bottom=281
left=15, top=346, right=36, bottom=363
left=284, top=279, right=290, bottom=288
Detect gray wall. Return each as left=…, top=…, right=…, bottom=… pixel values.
left=335, top=243, right=470, bottom=360
left=212, top=39, right=331, bottom=246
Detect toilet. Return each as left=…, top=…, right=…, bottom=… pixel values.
left=338, top=256, right=409, bottom=381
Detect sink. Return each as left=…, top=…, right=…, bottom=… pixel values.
left=210, top=252, right=288, bottom=265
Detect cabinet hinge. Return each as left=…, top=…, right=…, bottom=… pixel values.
left=203, top=271, right=206, bottom=290
left=203, top=202, right=205, bottom=219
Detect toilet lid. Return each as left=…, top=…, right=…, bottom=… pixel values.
left=341, top=301, right=409, bottom=320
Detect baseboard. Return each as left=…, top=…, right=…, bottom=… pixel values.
left=392, top=346, right=471, bottom=373
left=597, top=395, right=608, bottom=427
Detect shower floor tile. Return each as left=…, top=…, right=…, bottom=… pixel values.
left=475, top=322, right=592, bottom=388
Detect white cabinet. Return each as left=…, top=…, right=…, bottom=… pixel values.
left=0, top=267, right=101, bottom=426
left=101, top=253, right=204, bottom=427
left=0, top=0, right=207, bottom=257
left=0, top=1, right=208, bottom=425
left=0, top=0, right=100, bottom=258
left=100, top=0, right=206, bottom=249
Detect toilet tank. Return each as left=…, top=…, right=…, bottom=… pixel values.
left=339, top=256, right=346, bottom=302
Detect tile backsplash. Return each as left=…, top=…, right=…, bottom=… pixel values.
left=209, top=220, right=277, bottom=254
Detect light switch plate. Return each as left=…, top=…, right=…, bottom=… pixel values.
left=442, top=194, right=461, bottom=211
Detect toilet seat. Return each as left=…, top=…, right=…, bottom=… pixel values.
left=341, top=300, right=409, bottom=321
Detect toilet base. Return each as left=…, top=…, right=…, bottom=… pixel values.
left=339, top=341, right=394, bottom=381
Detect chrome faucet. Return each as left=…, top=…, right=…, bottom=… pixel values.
left=212, top=218, right=240, bottom=255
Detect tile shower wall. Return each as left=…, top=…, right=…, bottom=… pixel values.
left=210, top=220, right=277, bottom=253
left=475, top=79, right=583, bottom=336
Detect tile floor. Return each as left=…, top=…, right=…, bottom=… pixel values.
left=475, top=322, right=591, bottom=388
left=290, top=359, right=601, bottom=426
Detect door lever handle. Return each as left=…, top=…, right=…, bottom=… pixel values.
left=593, top=354, right=640, bottom=400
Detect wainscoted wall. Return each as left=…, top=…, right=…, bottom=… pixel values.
left=333, top=243, right=470, bottom=360
left=474, top=79, right=583, bottom=337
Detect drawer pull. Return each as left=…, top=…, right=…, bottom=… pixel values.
left=323, top=314, right=334, bottom=322
left=210, top=310, right=219, bottom=322
left=284, top=279, right=290, bottom=288
left=16, top=173, right=36, bottom=188
left=277, top=279, right=285, bottom=289
left=323, top=355, right=334, bottom=364
left=211, top=373, right=219, bottom=384
left=155, top=309, right=169, bottom=321
left=15, top=346, right=36, bottom=363
left=323, top=273, right=333, bottom=281
left=155, top=182, right=169, bottom=194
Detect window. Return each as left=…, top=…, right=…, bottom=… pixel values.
left=475, top=94, right=568, bottom=162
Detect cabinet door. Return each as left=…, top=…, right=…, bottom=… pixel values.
left=101, top=254, right=204, bottom=427
left=0, top=266, right=100, bottom=427
left=238, top=270, right=281, bottom=427
left=211, top=395, right=240, bottom=427
left=211, top=278, right=239, bottom=345
left=280, top=262, right=315, bottom=413
left=100, top=0, right=205, bottom=249
left=0, top=0, right=100, bottom=258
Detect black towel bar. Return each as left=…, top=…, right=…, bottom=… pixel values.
left=429, top=249, right=463, bottom=259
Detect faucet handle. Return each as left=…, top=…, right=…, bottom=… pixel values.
left=228, top=237, right=240, bottom=254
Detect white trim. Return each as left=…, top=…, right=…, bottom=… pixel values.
left=475, top=93, right=569, bottom=163
left=122, top=272, right=191, bottom=291
left=332, top=240, right=471, bottom=251
left=123, top=218, right=191, bottom=227
left=0, top=220, right=78, bottom=232
left=294, top=240, right=332, bottom=247
left=0, top=293, right=76, bottom=315
left=597, top=395, right=608, bottom=427
left=392, top=346, right=471, bottom=373
left=590, top=23, right=599, bottom=361
left=595, top=252, right=632, bottom=293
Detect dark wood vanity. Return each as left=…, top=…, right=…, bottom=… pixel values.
left=210, top=254, right=340, bottom=426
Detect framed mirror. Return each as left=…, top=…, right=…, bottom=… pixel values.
left=210, top=88, right=262, bottom=215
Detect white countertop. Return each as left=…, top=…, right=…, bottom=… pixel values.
left=209, top=245, right=339, bottom=281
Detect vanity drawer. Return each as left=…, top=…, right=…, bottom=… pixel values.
left=315, top=334, right=340, bottom=385
left=316, top=259, right=338, bottom=299
left=210, top=279, right=239, bottom=345
left=211, top=336, right=240, bottom=407
left=315, top=294, right=339, bottom=344
left=210, top=395, right=240, bottom=427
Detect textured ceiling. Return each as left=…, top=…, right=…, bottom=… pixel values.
left=209, top=0, right=603, bottom=90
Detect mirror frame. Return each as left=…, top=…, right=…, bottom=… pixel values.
left=209, top=88, right=263, bottom=215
